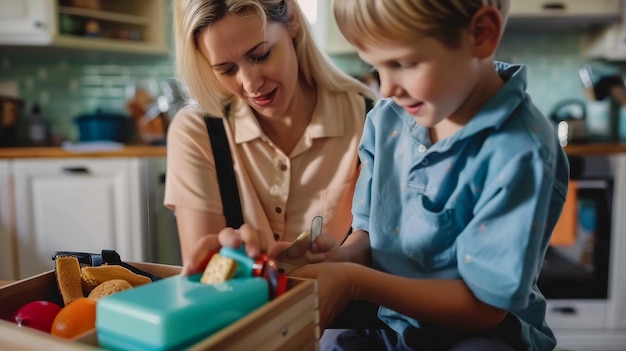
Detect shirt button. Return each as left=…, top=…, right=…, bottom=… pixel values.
left=275, top=207, right=282, bottom=214
left=464, top=255, right=471, bottom=263
left=273, top=233, right=280, bottom=240
left=418, top=144, right=427, bottom=153
left=421, top=158, right=429, bottom=166
left=279, top=164, right=288, bottom=171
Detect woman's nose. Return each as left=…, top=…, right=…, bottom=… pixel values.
left=238, top=65, right=263, bottom=95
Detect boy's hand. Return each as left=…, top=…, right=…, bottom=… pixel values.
left=275, top=232, right=347, bottom=273
left=291, top=262, right=357, bottom=330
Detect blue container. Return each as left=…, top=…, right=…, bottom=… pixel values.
left=74, top=110, right=132, bottom=142
left=96, top=274, right=269, bottom=351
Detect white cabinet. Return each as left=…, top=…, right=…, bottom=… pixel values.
left=11, top=158, right=144, bottom=279
left=0, top=160, right=15, bottom=280
left=0, top=0, right=53, bottom=43
left=0, top=0, right=168, bottom=55
left=506, top=0, right=621, bottom=32
left=508, top=0, right=621, bottom=17
left=302, top=0, right=357, bottom=55
left=320, top=0, right=356, bottom=55
left=582, top=0, right=626, bottom=62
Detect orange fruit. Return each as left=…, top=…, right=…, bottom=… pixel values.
left=51, top=297, right=97, bottom=339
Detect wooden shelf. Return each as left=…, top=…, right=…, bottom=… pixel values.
left=58, top=6, right=150, bottom=25
left=563, top=143, right=626, bottom=155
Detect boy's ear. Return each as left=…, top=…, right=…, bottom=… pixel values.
left=469, top=6, right=502, bottom=59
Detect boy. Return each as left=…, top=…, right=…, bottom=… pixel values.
left=294, top=0, right=570, bottom=350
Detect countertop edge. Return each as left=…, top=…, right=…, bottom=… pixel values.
left=1, top=143, right=626, bottom=159
left=0, top=146, right=167, bottom=159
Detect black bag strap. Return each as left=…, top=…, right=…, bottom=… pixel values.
left=357, top=97, right=375, bottom=167
left=205, top=111, right=244, bottom=229
left=364, top=97, right=374, bottom=115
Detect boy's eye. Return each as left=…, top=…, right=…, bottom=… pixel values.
left=389, top=61, right=415, bottom=69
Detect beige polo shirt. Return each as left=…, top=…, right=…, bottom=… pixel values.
left=164, top=88, right=368, bottom=243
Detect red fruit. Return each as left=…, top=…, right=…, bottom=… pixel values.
left=13, top=300, right=63, bottom=333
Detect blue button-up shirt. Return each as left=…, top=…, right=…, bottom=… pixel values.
left=352, top=62, right=569, bottom=351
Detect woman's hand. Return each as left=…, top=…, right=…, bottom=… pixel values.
left=181, top=233, right=220, bottom=276
left=182, top=223, right=301, bottom=276
left=291, top=262, right=358, bottom=329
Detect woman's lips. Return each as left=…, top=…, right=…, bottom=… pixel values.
left=250, top=88, right=277, bottom=107
left=404, top=102, right=423, bottom=115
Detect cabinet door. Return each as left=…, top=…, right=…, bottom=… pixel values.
left=0, top=0, right=54, bottom=44
left=320, top=0, right=356, bottom=55
left=12, top=158, right=144, bottom=279
left=509, top=0, right=620, bottom=16
left=0, top=161, right=15, bottom=280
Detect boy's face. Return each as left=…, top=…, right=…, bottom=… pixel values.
left=358, top=33, right=484, bottom=128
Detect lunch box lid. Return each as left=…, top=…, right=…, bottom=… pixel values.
left=97, top=274, right=268, bottom=351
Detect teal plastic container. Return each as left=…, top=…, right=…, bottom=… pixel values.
left=96, top=274, right=269, bottom=351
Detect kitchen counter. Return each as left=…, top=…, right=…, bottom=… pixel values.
left=564, top=143, right=626, bottom=155
left=1, top=144, right=625, bottom=159
left=0, top=146, right=166, bottom=159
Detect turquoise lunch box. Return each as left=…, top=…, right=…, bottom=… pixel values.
left=96, top=274, right=269, bottom=351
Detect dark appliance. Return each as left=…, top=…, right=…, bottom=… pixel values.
left=539, top=156, right=612, bottom=300
left=0, top=95, right=24, bottom=147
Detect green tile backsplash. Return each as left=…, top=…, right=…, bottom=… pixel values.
left=0, top=31, right=621, bottom=142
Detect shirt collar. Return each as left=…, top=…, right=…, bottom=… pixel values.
left=457, top=61, right=528, bottom=137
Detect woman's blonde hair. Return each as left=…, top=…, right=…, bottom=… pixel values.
left=334, top=0, right=510, bottom=50
left=174, top=0, right=375, bottom=116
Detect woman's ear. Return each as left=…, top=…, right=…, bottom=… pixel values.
left=287, top=1, right=301, bottom=38
left=469, top=6, right=503, bottom=59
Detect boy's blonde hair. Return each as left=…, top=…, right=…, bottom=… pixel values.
left=174, top=0, right=375, bottom=116
left=333, top=0, right=510, bottom=50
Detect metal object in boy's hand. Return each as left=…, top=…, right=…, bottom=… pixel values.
left=276, top=216, right=323, bottom=272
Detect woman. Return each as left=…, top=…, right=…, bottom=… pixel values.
left=165, top=0, right=376, bottom=273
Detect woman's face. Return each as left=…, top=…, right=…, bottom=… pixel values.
left=197, top=12, right=300, bottom=119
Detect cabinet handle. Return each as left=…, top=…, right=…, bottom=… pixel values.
left=542, top=2, right=566, bottom=11
left=62, top=167, right=90, bottom=174
left=34, top=21, right=46, bottom=29
left=550, top=306, right=577, bottom=315
left=159, top=173, right=166, bottom=184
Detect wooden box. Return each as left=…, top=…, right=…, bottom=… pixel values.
left=0, top=262, right=319, bottom=350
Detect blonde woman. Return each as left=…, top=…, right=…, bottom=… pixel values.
left=165, top=0, right=376, bottom=273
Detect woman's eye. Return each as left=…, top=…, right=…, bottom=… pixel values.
left=219, top=65, right=238, bottom=76
left=251, top=50, right=271, bottom=63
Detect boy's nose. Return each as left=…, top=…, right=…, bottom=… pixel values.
left=378, top=72, right=400, bottom=98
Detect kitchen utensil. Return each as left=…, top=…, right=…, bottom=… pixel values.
left=126, top=79, right=186, bottom=145
left=74, top=109, right=133, bottom=143
left=578, top=65, right=596, bottom=100
left=549, top=99, right=586, bottom=146
left=0, top=95, right=24, bottom=147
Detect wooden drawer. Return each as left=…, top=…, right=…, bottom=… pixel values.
left=0, top=262, right=319, bottom=350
